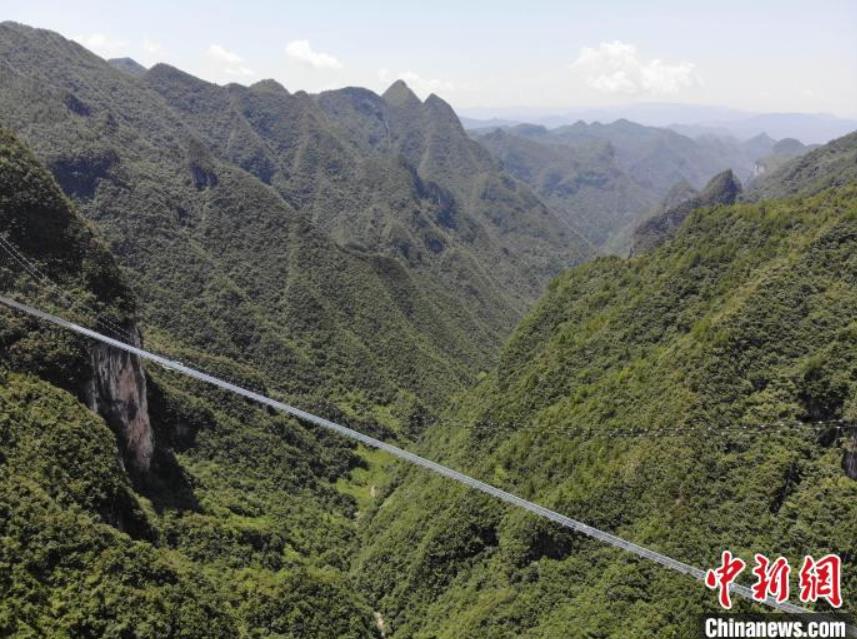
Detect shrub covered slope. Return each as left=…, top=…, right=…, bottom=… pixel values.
left=355, top=179, right=857, bottom=638
left=0, top=21, right=591, bottom=425
left=0, top=127, right=379, bottom=637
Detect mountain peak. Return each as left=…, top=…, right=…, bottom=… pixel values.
left=145, top=62, right=214, bottom=89
left=701, top=169, right=742, bottom=204
left=631, top=170, right=741, bottom=256
left=249, top=78, right=290, bottom=95
left=109, top=57, right=147, bottom=77
left=382, top=79, right=421, bottom=107
left=748, top=132, right=776, bottom=144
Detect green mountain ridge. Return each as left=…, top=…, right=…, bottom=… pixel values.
left=476, top=127, right=656, bottom=250
left=747, top=131, right=857, bottom=201
left=1, top=18, right=856, bottom=639
left=141, top=59, right=585, bottom=307
left=353, top=137, right=857, bottom=636
left=0, top=20, right=585, bottom=421
left=0, top=125, right=382, bottom=637
left=631, top=169, right=742, bottom=255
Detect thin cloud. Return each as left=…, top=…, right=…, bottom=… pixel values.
left=572, top=41, right=700, bottom=95
left=142, top=38, right=164, bottom=65
left=143, top=38, right=163, bottom=56
left=378, top=68, right=454, bottom=98
left=72, top=33, right=127, bottom=58
left=206, top=44, right=254, bottom=77
left=286, top=40, right=343, bottom=69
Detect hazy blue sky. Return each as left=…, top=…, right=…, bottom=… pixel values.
left=5, top=0, right=857, bottom=116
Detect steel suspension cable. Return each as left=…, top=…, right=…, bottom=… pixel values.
left=0, top=293, right=823, bottom=618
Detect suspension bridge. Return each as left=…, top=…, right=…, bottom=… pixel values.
left=0, top=292, right=824, bottom=618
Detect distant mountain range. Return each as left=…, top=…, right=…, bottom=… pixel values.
left=460, top=103, right=857, bottom=145
left=471, top=120, right=813, bottom=253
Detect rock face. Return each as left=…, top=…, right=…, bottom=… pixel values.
left=0, top=126, right=155, bottom=477
left=845, top=436, right=857, bottom=480
left=86, top=325, right=153, bottom=474
left=630, top=169, right=742, bottom=255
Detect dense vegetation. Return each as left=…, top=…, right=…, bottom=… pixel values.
left=0, top=128, right=380, bottom=636
left=631, top=169, right=742, bottom=255
left=747, top=131, right=857, bottom=201
left=0, top=21, right=590, bottom=427
left=0, top=19, right=855, bottom=639
left=355, top=182, right=857, bottom=638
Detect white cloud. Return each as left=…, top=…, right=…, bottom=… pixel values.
left=377, top=68, right=455, bottom=98
left=143, top=38, right=163, bottom=56
left=72, top=33, right=127, bottom=58
left=571, top=41, right=700, bottom=95
left=286, top=40, right=343, bottom=69
left=206, top=44, right=254, bottom=77
left=207, top=44, right=243, bottom=65
left=141, top=38, right=164, bottom=65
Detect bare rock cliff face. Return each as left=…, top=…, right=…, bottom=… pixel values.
left=844, top=437, right=857, bottom=480
left=85, top=325, right=153, bottom=474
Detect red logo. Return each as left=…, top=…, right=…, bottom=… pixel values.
left=707, top=552, right=843, bottom=609
left=799, top=554, right=843, bottom=608
left=706, top=550, right=747, bottom=609
left=751, top=554, right=791, bottom=604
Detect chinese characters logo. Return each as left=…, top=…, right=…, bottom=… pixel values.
left=705, top=551, right=842, bottom=609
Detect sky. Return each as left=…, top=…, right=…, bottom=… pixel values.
left=4, top=0, right=857, bottom=118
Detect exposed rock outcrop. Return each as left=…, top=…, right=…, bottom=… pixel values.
left=86, top=324, right=153, bottom=475
left=845, top=436, right=857, bottom=480
left=630, top=169, right=742, bottom=255
left=0, top=126, right=155, bottom=478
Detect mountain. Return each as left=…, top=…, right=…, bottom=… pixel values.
left=472, top=120, right=782, bottom=252
left=521, top=119, right=762, bottom=190
left=705, top=113, right=857, bottom=146
left=631, top=169, right=742, bottom=255
left=746, top=131, right=857, bottom=201
left=459, top=115, right=523, bottom=130
left=0, top=24, right=592, bottom=635
left=458, top=103, right=751, bottom=131
left=3, top=18, right=855, bottom=639
left=459, top=103, right=857, bottom=144
left=748, top=137, right=819, bottom=180
left=0, top=21, right=588, bottom=426
left=0, top=126, right=156, bottom=477
left=0, top=127, right=385, bottom=637
left=670, top=115, right=857, bottom=145
left=108, top=56, right=147, bottom=76
left=141, top=66, right=584, bottom=305
left=475, top=126, right=657, bottom=249
left=355, top=176, right=857, bottom=637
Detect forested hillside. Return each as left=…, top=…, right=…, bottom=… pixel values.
left=747, top=131, right=857, bottom=201
left=1, top=16, right=855, bottom=639
left=631, top=169, right=742, bottom=255
left=0, top=21, right=589, bottom=428
left=355, top=177, right=857, bottom=637
left=0, top=127, right=387, bottom=636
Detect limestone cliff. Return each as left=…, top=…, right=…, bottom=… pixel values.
left=86, top=324, right=153, bottom=474
left=0, top=126, right=154, bottom=477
